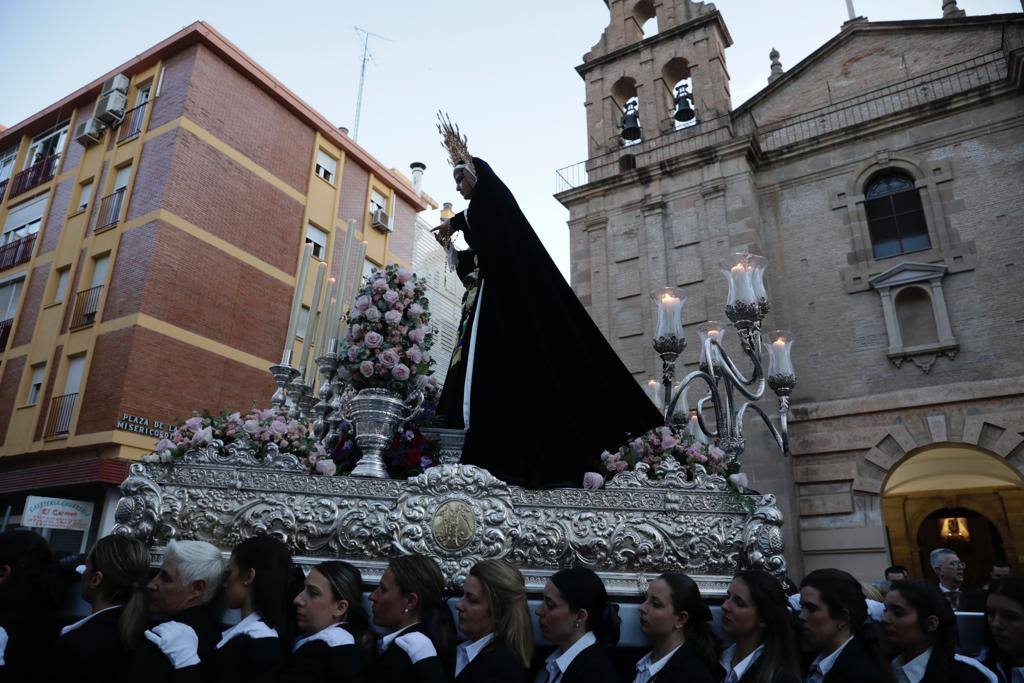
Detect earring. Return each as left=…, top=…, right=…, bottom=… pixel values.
left=404, top=608, right=410, bottom=613
left=573, top=621, right=580, bottom=629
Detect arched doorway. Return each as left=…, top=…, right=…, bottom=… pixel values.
left=881, top=445, right=1023, bottom=582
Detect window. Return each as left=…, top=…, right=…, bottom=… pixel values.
left=89, top=255, right=109, bottom=289
left=369, top=189, right=388, bottom=215
left=864, top=173, right=930, bottom=259
left=895, top=287, right=939, bottom=348
left=0, top=147, right=17, bottom=183
left=135, top=84, right=151, bottom=107
left=64, top=354, right=86, bottom=394
left=0, top=277, right=25, bottom=321
left=305, top=223, right=328, bottom=260
left=77, top=180, right=93, bottom=212
left=113, top=164, right=132, bottom=191
left=2, top=194, right=48, bottom=245
left=53, top=267, right=70, bottom=304
left=315, top=149, right=337, bottom=184
left=26, top=122, right=69, bottom=167
left=26, top=364, right=45, bottom=404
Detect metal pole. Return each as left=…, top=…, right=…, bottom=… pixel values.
left=352, top=27, right=391, bottom=142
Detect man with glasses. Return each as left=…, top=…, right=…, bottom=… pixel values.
left=930, top=547, right=966, bottom=610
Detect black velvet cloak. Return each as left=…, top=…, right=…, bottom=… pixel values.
left=437, top=157, right=662, bottom=488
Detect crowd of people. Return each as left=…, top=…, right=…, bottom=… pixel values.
left=0, top=529, right=1021, bottom=683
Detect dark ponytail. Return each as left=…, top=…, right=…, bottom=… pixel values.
left=316, top=561, right=377, bottom=665
left=88, top=535, right=150, bottom=648
left=550, top=567, right=621, bottom=646
left=659, top=572, right=721, bottom=675
left=388, top=555, right=457, bottom=672
left=231, top=535, right=298, bottom=654
left=733, top=571, right=800, bottom=683
left=888, top=580, right=958, bottom=683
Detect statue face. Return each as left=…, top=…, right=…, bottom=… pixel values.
left=454, top=168, right=475, bottom=200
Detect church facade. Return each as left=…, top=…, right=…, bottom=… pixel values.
left=557, top=0, right=1024, bottom=581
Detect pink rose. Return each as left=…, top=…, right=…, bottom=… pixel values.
left=391, top=363, right=411, bottom=381
left=355, top=295, right=370, bottom=310
left=243, top=419, right=261, bottom=435
left=154, top=438, right=176, bottom=453
left=582, top=472, right=605, bottom=490
left=364, top=307, right=381, bottom=322
left=397, top=268, right=413, bottom=283
left=729, top=473, right=749, bottom=490
left=184, top=416, right=205, bottom=432
left=379, top=349, right=400, bottom=368
left=347, top=345, right=360, bottom=361
left=315, top=459, right=337, bottom=476
left=709, top=446, right=726, bottom=464
left=408, top=347, right=423, bottom=364
left=270, top=420, right=289, bottom=436
left=383, top=290, right=399, bottom=304
left=364, top=332, right=384, bottom=349
left=372, top=278, right=388, bottom=291
left=408, top=303, right=424, bottom=316
left=384, top=310, right=402, bottom=324
left=337, top=366, right=352, bottom=381
left=359, top=361, right=375, bottom=377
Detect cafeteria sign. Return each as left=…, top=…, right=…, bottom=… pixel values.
left=23, top=495, right=94, bottom=531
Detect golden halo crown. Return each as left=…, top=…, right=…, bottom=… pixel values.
left=436, top=111, right=475, bottom=175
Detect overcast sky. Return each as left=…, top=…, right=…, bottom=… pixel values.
left=1, top=0, right=1018, bottom=277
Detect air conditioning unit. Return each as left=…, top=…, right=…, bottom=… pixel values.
left=74, top=117, right=106, bottom=146
left=371, top=208, right=392, bottom=232
left=101, top=73, right=130, bottom=96
left=95, top=91, right=127, bottom=125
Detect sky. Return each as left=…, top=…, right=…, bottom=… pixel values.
left=1, top=0, right=1018, bottom=278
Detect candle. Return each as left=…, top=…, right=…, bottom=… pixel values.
left=646, top=379, right=663, bottom=411
left=698, top=321, right=726, bottom=366
left=338, top=241, right=367, bottom=343
left=316, top=277, right=338, bottom=354
left=652, top=288, right=685, bottom=340
left=283, top=244, right=313, bottom=365
left=300, top=261, right=327, bottom=377
left=688, top=410, right=710, bottom=444
left=767, top=330, right=795, bottom=376
left=721, top=254, right=756, bottom=305
left=335, top=219, right=357, bottom=316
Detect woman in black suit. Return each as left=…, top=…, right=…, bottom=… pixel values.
left=367, top=555, right=454, bottom=683
left=982, top=576, right=1024, bottom=683
left=213, top=535, right=297, bottom=683
left=631, top=572, right=721, bottom=683
left=453, top=559, right=532, bottom=683
left=0, top=530, right=63, bottom=682
left=284, top=560, right=374, bottom=683
left=798, top=569, right=891, bottom=683
left=534, top=566, right=620, bottom=683
left=45, top=535, right=150, bottom=683
left=883, top=579, right=991, bottom=683
left=720, top=570, right=801, bottom=683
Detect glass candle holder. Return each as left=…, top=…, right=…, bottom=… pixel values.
left=698, top=321, right=727, bottom=366
left=747, top=253, right=767, bottom=305
left=721, top=253, right=757, bottom=306
left=767, top=329, right=795, bottom=377
left=652, top=287, right=685, bottom=342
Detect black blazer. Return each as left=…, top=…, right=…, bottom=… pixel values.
left=557, top=642, right=618, bottom=683
left=812, top=637, right=889, bottom=683
left=213, top=631, right=285, bottom=683
left=45, top=606, right=131, bottom=683
left=918, top=653, right=993, bottom=683
left=454, top=641, right=526, bottom=683
left=126, top=603, right=223, bottom=683
left=736, top=655, right=801, bottom=683
left=280, top=638, right=365, bottom=683
left=646, top=641, right=719, bottom=683
left=0, top=606, right=58, bottom=683
left=368, top=623, right=449, bottom=683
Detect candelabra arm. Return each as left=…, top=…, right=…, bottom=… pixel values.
left=694, top=394, right=719, bottom=438
left=666, top=370, right=727, bottom=438
left=735, top=401, right=790, bottom=456
left=709, top=339, right=766, bottom=401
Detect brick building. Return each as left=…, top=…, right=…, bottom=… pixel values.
left=0, top=22, right=428, bottom=552
left=557, top=1, right=1024, bottom=581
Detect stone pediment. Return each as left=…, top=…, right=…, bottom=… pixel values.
left=868, top=261, right=947, bottom=290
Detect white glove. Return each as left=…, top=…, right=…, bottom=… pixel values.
left=395, top=632, right=437, bottom=664
left=145, top=621, right=200, bottom=669
left=0, top=625, right=8, bottom=667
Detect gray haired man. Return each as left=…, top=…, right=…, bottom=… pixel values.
left=930, top=547, right=966, bottom=610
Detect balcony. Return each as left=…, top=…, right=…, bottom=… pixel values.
left=116, top=101, right=149, bottom=143
left=10, top=155, right=58, bottom=197
left=94, top=188, right=125, bottom=232
left=0, top=317, right=12, bottom=352
left=0, top=233, right=36, bottom=272
left=70, top=285, right=103, bottom=329
left=44, top=392, right=77, bottom=439
left=0, top=179, right=7, bottom=204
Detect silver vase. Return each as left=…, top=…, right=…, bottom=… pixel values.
left=341, top=388, right=424, bottom=478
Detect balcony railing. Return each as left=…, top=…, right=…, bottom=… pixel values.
left=94, top=187, right=126, bottom=232
left=10, top=155, right=58, bottom=197
left=0, top=179, right=8, bottom=204
left=70, top=285, right=103, bottom=329
left=0, top=317, right=12, bottom=352
left=44, top=392, right=77, bottom=439
left=0, top=233, right=36, bottom=271
left=116, top=101, right=149, bottom=143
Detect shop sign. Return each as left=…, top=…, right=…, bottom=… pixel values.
left=23, top=495, right=94, bottom=531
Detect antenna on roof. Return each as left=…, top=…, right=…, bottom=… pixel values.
left=352, top=26, right=391, bottom=142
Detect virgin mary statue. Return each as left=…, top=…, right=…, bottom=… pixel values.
left=434, top=115, right=662, bottom=489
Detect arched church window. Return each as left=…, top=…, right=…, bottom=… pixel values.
left=662, top=58, right=696, bottom=130
left=864, top=172, right=930, bottom=259
left=612, top=77, right=642, bottom=144
left=633, top=0, right=658, bottom=38
left=895, top=286, right=939, bottom=348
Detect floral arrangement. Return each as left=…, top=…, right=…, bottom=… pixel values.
left=337, top=264, right=435, bottom=399
left=328, top=379, right=442, bottom=478
left=594, top=424, right=748, bottom=491
left=143, top=407, right=326, bottom=470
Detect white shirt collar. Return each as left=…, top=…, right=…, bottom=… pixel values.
left=635, top=643, right=683, bottom=681
left=380, top=622, right=419, bottom=653
left=293, top=623, right=355, bottom=653
left=545, top=631, right=597, bottom=681
left=938, top=583, right=960, bottom=593
left=892, top=647, right=932, bottom=683
left=721, top=643, right=765, bottom=681
left=455, top=633, right=495, bottom=677
left=60, top=605, right=122, bottom=636
left=217, top=612, right=279, bottom=649
left=809, top=635, right=855, bottom=679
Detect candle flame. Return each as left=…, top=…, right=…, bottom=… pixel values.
left=773, top=337, right=787, bottom=346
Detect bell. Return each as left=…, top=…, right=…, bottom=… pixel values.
left=621, top=101, right=642, bottom=141
left=673, top=84, right=695, bottom=122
